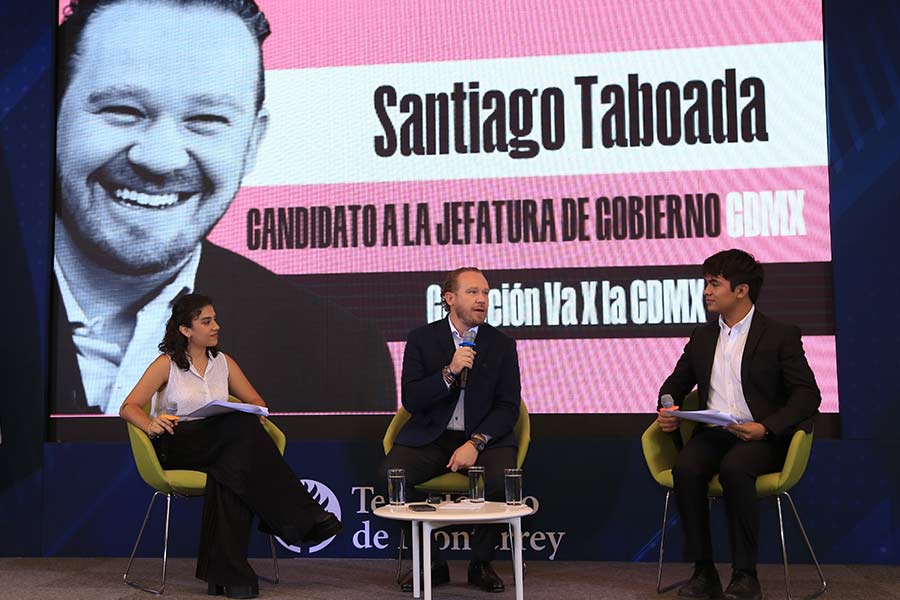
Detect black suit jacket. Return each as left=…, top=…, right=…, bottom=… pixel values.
left=659, top=310, right=821, bottom=438
left=51, top=241, right=396, bottom=414
left=396, top=318, right=520, bottom=449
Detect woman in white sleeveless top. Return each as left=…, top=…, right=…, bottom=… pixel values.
left=120, top=293, right=342, bottom=599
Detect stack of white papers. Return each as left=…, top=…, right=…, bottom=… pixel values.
left=185, top=400, right=269, bottom=419
left=666, top=409, right=740, bottom=427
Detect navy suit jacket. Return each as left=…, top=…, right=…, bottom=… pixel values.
left=659, top=310, right=821, bottom=438
left=396, top=318, right=520, bottom=449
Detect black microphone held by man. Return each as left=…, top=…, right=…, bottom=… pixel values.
left=459, top=329, right=477, bottom=389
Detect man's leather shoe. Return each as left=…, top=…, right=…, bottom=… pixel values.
left=677, top=563, right=722, bottom=599
left=467, top=561, right=505, bottom=593
left=208, top=581, right=259, bottom=599
left=722, top=570, right=762, bottom=600
left=303, top=512, right=342, bottom=545
left=399, top=560, right=450, bottom=592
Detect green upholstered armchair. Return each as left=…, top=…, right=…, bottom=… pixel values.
left=123, top=396, right=284, bottom=594
left=641, top=390, right=826, bottom=599
left=383, top=399, right=531, bottom=493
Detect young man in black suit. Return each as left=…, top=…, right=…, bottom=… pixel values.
left=657, top=249, right=821, bottom=600
left=382, top=267, right=521, bottom=593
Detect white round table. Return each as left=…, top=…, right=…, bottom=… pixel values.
left=374, top=501, right=534, bottom=600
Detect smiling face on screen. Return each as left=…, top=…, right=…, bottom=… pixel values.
left=56, top=1, right=268, bottom=274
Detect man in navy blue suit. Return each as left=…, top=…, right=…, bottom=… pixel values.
left=383, top=267, right=521, bottom=593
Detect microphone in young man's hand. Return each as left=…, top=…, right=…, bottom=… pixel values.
left=660, top=394, right=683, bottom=450
left=459, top=330, right=477, bottom=390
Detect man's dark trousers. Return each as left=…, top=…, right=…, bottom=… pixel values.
left=672, top=427, right=790, bottom=570
left=382, top=430, right=516, bottom=561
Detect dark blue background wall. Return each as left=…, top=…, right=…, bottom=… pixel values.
left=0, top=0, right=54, bottom=557
left=1, top=0, right=898, bottom=563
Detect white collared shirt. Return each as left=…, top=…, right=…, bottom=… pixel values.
left=152, top=352, right=229, bottom=421
left=707, top=305, right=756, bottom=423
left=446, top=320, right=479, bottom=432
left=54, top=244, right=203, bottom=414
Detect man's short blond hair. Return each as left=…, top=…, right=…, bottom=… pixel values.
left=440, top=267, right=483, bottom=311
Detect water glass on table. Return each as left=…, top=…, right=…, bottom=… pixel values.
left=387, top=468, right=406, bottom=505
left=468, top=466, right=485, bottom=502
left=504, top=468, right=523, bottom=505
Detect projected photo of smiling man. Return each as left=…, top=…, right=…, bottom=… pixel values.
left=52, top=0, right=270, bottom=416
left=56, top=0, right=267, bottom=275
left=53, top=0, right=397, bottom=417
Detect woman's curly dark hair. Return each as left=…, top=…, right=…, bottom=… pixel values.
left=159, top=293, right=218, bottom=370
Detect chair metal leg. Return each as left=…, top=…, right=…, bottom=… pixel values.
left=776, top=493, right=827, bottom=600
left=776, top=496, right=792, bottom=598
left=124, top=491, right=171, bottom=594
left=656, top=488, right=688, bottom=593
left=270, top=535, right=280, bottom=584
left=656, top=489, right=668, bottom=593
left=259, top=535, right=280, bottom=585
left=396, top=526, right=406, bottom=583
left=125, top=492, right=282, bottom=593
left=656, top=490, right=714, bottom=594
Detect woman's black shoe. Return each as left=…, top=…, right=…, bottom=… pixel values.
left=208, top=581, right=259, bottom=599
left=303, top=512, right=343, bottom=545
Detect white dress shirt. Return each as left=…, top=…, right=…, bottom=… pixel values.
left=54, top=244, right=203, bottom=414
left=707, top=305, right=756, bottom=423
left=446, top=320, right=478, bottom=431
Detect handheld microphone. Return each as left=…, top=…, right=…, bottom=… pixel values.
left=660, top=394, right=675, bottom=410
left=459, top=330, right=477, bottom=390
left=660, top=394, right=683, bottom=450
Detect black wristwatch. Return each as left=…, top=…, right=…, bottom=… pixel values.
left=763, top=426, right=774, bottom=441
left=469, top=434, right=487, bottom=452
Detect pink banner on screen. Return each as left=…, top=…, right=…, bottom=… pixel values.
left=386, top=335, right=838, bottom=414
left=258, top=0, right=823, bottom=70
left=54, top=0, right=836, bottom=420
left=59, top=1, right=824, bottom=55
left=208, top=166, right=830, bottom=274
